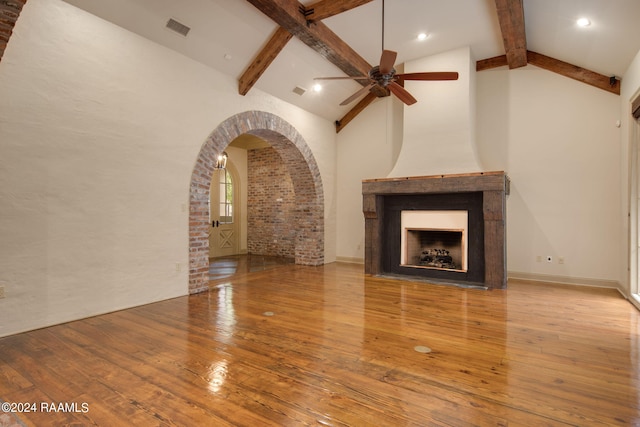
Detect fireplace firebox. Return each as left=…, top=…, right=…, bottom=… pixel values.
left=401, top=210, right=468, bottom=272
left=404, top=229, right=465, bottom=271
left=362, top=172, right=508, bottom=289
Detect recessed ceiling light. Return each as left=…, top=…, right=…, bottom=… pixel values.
left=313, top=83, right=322, bottom=92
left=417, top=32, right=429, bottom=41
left=577, top=17, right=591, bottom=27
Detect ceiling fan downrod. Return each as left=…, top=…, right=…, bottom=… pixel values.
left=381, top=0, right=385, bottom=52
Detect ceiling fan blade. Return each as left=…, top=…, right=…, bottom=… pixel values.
left=340, top=82, right=375, bottom=106
left=379, top=50, right=397, bottom=74
left=314, top=76, right=369, bottom=80
left=395, top=71, right=459, bottom=81
left=388, top=81, right=417, bottom=105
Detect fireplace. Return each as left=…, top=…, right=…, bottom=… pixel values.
left=362, top=172, right=508, bottom=289
left=401, top=211, right=468, bottom=272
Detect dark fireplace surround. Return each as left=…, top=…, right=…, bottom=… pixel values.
left=362, top=172, right=509, bottom=289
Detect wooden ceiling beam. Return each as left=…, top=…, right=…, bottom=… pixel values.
left=494, top=0, right=527, bottom=69
left=245, top=0, right=372, bottom=81
left=302, top=0, right=373, bottom=22
left=475, top=51, right=621, bottom=95
left=0, top=0, right=27, bottom=63
left=239, top=26, right=293, bottom=96
left=244, top=0, right=388, bottom=131
left=476, top=55, right=508, bottom=71
left=527, top=51, right=620, bottom=95
left=336, top=92, right=377, bottom=133
left=246, top=0, right=384, bottom=131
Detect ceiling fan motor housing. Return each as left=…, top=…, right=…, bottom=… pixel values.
left=369, top=65, right=396, bottom=87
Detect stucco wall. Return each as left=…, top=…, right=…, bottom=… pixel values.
left=477, top=66, right=621, bottom=285
left=335, top=97, right=403, bottom=262
left=389, top=47, right=481, bottom=177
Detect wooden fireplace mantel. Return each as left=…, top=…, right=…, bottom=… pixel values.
left=362, top=171, right=509, bottom=289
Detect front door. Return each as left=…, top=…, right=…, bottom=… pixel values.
left=209, top=167, right=237, bottom=258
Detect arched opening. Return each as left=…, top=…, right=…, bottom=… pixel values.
left=188, top=111, right=325, bottom=294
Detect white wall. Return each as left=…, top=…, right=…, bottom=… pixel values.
left=477, top=66, right=622, bottom=285
left=389, top=47, right=482, bottom=177
left=0, top=0, right=336, bottom=337
left=335, top=96, right=403, bottom=261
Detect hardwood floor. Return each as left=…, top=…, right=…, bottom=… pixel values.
left=1, top=260, right=638, bottom=426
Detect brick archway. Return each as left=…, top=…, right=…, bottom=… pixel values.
left=188, top=111, right=325, bottom=294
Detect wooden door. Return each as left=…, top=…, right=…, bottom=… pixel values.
left=209, top=168, right=237, bottom=258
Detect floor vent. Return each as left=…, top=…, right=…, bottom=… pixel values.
left=166, top=18, right=191, bottom=37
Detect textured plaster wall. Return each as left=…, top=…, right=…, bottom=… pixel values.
left=477, top=66, right=621, bottom=284
left=388, top=46, right=482, bottom=177
left=335, top=97, right=403, bottom=261
left=0, top=0, right=336, bottom=337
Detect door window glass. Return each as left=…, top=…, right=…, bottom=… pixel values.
left=219, top=170, right=233, bottom=224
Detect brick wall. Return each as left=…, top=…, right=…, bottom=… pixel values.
left=247, top=147, right=296, bottom=258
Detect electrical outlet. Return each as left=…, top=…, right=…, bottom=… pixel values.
left=536, top=255, right=542, bottom=263
left=546, top=256, right=553, bottom=263
left=0, top=286, right=5, bottom=299
left=175, top=263, right=181, bottom=272
left=558, top=256, right=565, bottom=265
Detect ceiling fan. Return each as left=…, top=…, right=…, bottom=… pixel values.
left=314, top=0, right=459, bottom=106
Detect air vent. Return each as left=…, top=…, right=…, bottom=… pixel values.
left=292, top=86, right=306, bottom=96
left=166, top=18, right=190, bottom=37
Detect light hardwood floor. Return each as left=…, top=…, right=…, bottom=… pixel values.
left=1, top=258, right=638, bottom=426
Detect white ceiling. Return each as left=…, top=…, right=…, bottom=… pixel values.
left=62, top=0, right=640, bottom=122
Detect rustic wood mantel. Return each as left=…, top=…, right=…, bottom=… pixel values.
left=362, top=171, right=509, bottom=289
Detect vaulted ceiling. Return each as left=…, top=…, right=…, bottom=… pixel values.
left=10, top=1, right=640, bottom=131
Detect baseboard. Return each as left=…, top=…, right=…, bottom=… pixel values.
left=508, top=270, right=624, bottom=294
left=336, top=256, right=364, bottom=265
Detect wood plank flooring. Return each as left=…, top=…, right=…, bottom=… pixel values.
left=0, top=258, right=638, bottom=426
